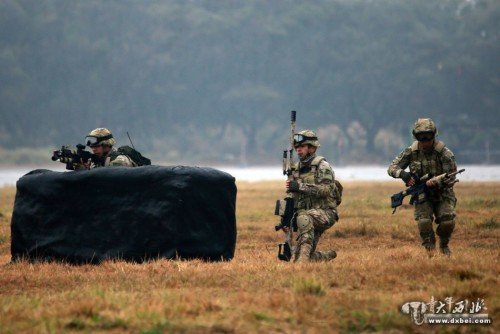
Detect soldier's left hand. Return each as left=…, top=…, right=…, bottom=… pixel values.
left=286, top=180, right=300, bottom=192
left=426, top=179, right=437, bottom=188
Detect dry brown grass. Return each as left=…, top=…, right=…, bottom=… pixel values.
left=0, top=181, right=498, bottom=333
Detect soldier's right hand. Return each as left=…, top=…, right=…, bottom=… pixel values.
left=286, top=180, right=300, bottom=192
left=400, top=171, right=415, bottom=186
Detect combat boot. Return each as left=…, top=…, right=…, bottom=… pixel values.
left=439, top=239, right=451, bottom=256
left=310, top=250, right=337, bottom=262
left=436, top=220, right=454, bottom=257
left=421, top=236, right=436, bottom=257
left=323, top=250, right=337, bottom=261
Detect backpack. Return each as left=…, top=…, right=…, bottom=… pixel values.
left=333, top=179, right=343, bottom=205
left=114, top=146, right=151, bottom=166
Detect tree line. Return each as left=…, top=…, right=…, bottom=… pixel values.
left=0, top=0, right=498, bottom=165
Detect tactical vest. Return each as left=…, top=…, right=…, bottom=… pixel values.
left=409, top=140, right=446, bottom=177
left=295, top=156, right=339, bottom=210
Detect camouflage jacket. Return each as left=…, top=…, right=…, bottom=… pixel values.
left=91, top=148, right=136, bottom=168
left=292, top=155, right=338, bottom=210
left=388, top=140, right=457, bottom=192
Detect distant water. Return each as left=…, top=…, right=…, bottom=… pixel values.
left=217, top=165, right=500, bottom=182
left=1, top=165, right=498, bottom=187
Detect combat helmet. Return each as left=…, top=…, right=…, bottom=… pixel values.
left=412, top=118, right=437, bottom=142
left=85, top=128, right=116, bottom=147
left=294, top=130, right=320, bottom=148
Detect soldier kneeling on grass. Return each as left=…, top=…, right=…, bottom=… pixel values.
left=285, top=130, right=341, bottom=262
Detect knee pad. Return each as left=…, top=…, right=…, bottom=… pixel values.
left=297, top=214, right=313, bottom=233
left=418, top=219, right=433, bottom=234
left=437, top=220, right=455, bottom=237
left=296, top=214, right=314, bottom=245
left=437, top=213, right=455, bottom=224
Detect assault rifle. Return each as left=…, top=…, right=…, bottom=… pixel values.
left=51, top=144, right=98, bottom=170
left=391, top=169, right=465, bottom=214
left=274, top=110, right=297, bottom=261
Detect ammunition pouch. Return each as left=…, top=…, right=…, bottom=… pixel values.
left=274, top=198, right=297, bottom=232
left=275, top=199, right=287, bottom=216
left=409, top=188, right=428, bottom=205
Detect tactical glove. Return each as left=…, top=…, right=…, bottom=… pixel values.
left=287, top=180, right=300, bottom=192
left=400, top=171, right=412, bottom=184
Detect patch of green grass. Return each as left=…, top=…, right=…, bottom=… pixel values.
left=470, top=242, right=495, bottom=249
left=454, top=269, right=482, bottom=281
left=339, top=310, right=412, bottom=333
left=141, top=320, right=174, bottom=334
left=65, top=315, right=129, bottom=331
left=478, top=218, right=498, bottom=229
left=294, top=278, right=325, bottom=296
left=334, top=230, right=347, bottom=238
left=463, top=198, right=498, bottom=208
left=65, top=318, right=86, bottom=330
left=341, top=310, right=377, bottom=333
left=376, top=311, right=410, bottom=331
left=253, top=311, right=274, bottom=322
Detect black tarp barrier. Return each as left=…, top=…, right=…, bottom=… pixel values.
left=10, top=166, right=237, bottom=264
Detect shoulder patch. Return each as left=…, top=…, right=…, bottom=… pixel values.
left=317, top=160, right=334, bottom=181
left=311, top=156, right=326, bottom=166
left=441, top=146, right=455, bottom=159
left=434, top=140, right=446, bottom=153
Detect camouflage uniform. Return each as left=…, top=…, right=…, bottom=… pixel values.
left=83, top=128, right=136, bottom=168
left=387, top=119, right=457, bottom=254
left=290, top=130, right=340, bottom=262
left=89, top=148, right=136, bottom=168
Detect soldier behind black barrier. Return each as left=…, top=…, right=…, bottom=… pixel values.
left=52, top=128, right=151, bottom=170
left=388, top=118, right=458, bottom=256
left=82, top=128, right=137, bottom=169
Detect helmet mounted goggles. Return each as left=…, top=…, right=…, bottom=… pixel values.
left=414, top=131, right=435, bottom=142
left=85, top=134, right=113, bottom=147
left=293, top=134, right=318, bottom=147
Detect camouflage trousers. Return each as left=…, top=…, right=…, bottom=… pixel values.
left=414, top=192, right=456, bottom=248
left=294, top=208, right=338, bottom=262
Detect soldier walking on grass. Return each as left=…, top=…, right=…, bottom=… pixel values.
left=284, top=130, right=341, bottom=262
left=388, top=118, right=458, bottom=256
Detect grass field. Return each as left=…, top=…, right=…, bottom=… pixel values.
left=0, top=181, right=498, bottom=333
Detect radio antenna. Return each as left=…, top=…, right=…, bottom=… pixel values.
left=126, top=131, right=136, bottom=149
